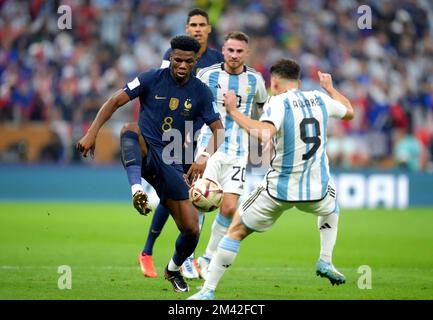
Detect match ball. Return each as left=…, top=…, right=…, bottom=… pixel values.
left=189, top=178, right=223, bottom=212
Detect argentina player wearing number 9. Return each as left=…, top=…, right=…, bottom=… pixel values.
left=189, top=59, right=354, bottom=300
left=76, top=35, right=224, bottom=293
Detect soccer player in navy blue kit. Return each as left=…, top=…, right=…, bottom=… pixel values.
left=141, top=8, right=224, bottom=279
left=76, top=35, right=224, bottom=292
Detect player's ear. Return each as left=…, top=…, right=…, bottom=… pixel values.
left=297, top=79, right=301, bottom=88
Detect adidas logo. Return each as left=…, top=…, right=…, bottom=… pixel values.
left=319, top=223, right=331, bottom=230
left=328, top=185, right=336, bottom=198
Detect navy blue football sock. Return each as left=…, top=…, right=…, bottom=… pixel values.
left=120, top=131, right=142, bottom=186
left=142, top=203, right=171, bottom=255
left=172, top=232, right=199, bottom=266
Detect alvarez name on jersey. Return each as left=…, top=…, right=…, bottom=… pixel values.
left=260, top=89, right=347, bottom=202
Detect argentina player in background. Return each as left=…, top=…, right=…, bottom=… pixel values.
left=139, top=8, right=224, bottom=279
left=194, top=31, right=268, bottom=280
left=76, top=35, right=224, bottom=293
left=189, top=59, right=354, bottom=300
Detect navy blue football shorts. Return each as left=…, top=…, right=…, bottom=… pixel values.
left=141, top=143, right=189, bottom=202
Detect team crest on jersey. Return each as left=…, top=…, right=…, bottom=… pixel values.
left=246, top=86, right=251, bottom=94
left=184, top=99, right=192, bottom=110
left=169, top=98, right=179, bottom=110
left=181, top=99, right=192, bottom=117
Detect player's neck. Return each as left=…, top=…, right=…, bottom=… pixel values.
left=280, top=81, right=299, bottom=93
left=286, top=83, right=299, bottom=91
left=198, top=45, right=207, bottom=57
left=223, top=63, right=244, bottom=75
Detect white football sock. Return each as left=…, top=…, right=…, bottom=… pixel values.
left=203, top=236, right=240, bottom=291
left=168, top=258, right=181, bottom=272
left=204, top=213, right=232, bottom=260
left=317, top=213, right=339, bottom=264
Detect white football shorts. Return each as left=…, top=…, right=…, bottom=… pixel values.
left=202, top=151, right=247, bottom=196
left=239, top=181, right=339, bottom=232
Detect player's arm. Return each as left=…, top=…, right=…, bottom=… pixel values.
left=224, top=91, right=276, bottom=142
left=76, top=89, right=130, bottom=157
left=318, top=71, right=354, bottom=120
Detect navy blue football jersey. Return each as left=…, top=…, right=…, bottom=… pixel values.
left=162, top=47, right=224, bottom=76
left=123, top=68, right=220, bottom=156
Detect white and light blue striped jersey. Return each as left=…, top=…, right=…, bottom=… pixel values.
left=197, top=63, right=268, bottom=158
left=260, top=88, right=347, bottom=202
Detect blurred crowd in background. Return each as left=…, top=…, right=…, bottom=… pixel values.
left=1, top=0, right=432, bottom=171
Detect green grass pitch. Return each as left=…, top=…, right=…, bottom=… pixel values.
left=1, top=202, right=432, bottom=300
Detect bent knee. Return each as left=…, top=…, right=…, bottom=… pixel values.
left=120, top=122, right=140, bottom=136
left=227, top=220, right=248, bottom=240
left=181, top=224, right=200, bottom=236
left=220, top=203, right=238, bottom=217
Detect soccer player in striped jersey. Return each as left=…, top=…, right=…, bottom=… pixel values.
left=194, top=31, right=268, bottom=280
left=189, top=59, right=354, bottom=300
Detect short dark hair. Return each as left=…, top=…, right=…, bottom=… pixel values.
left=270, top=59, right=301, bottom=81
left=224, top=31, right=249, bottom=44
left=170, top=35, right=201, bottom=54
left=187, top=8, right=209, bottom=24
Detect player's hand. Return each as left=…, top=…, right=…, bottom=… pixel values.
left=76, top=132, right=96, bottom=158
left=186, top=155, right=208, bottom=184
left=223, top=90, right=237, bottom=114
left=318, top=71, right=334, bottom=92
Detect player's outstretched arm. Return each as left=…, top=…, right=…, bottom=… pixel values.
left=224, top=91, right=276, bottom=142
left=318, top=71, right=354, bottom=120
left=76, top=89, right=130, bottom=158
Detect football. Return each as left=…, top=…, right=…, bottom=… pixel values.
left=189, top=177, right=224, bottom=212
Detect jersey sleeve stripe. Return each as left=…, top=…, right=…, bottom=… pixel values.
left=276, top=99, right=295, bottom=200
left=316, top=94, right=329, bottom=198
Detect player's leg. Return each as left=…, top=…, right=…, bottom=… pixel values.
left=164, top=198, right=200, bottom=292
left=138, top=202, right=171, bottom=278
left=189, top=184, right=285, bottom=300
left=197, top=157, right=244, bottom=279
left=188, top=209, right=251, bottom=300
left=120, top=122, right=150, bottom=214
left=198, top=192, right=240, bottom=279
left=296, top=184, right=345, bottom=285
